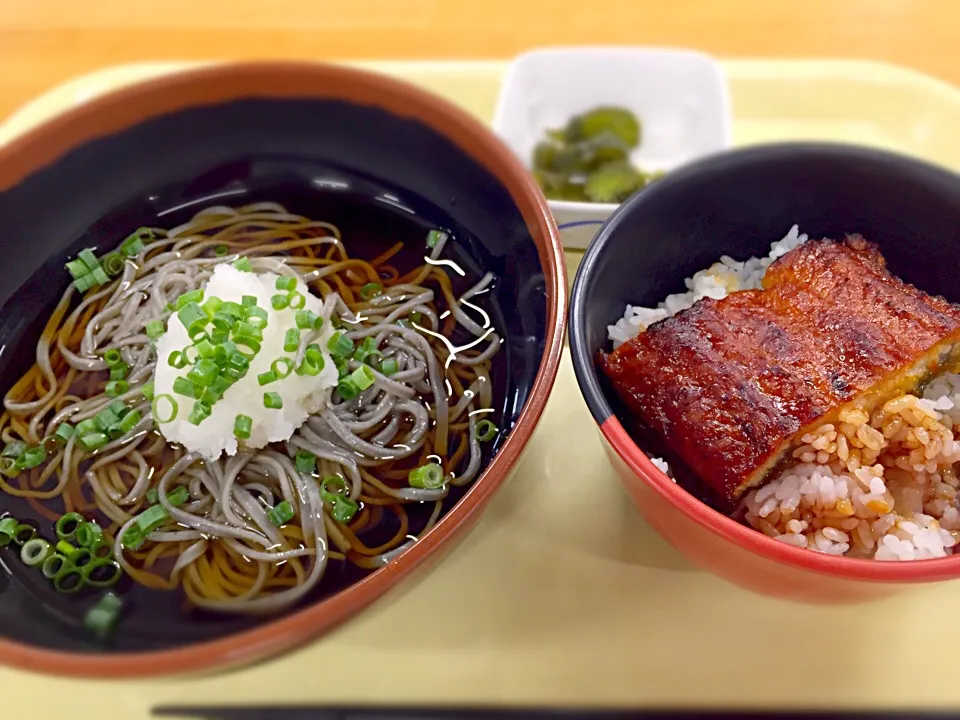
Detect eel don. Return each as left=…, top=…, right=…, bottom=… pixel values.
left=599, top=235, right=960, bottom=503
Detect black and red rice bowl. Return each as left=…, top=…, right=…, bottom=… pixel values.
left=569, top=142, right=960, bottom=602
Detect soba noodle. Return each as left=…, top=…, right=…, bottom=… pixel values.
left=0, top=203, right=501, bottom=614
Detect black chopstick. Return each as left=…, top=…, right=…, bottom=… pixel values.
left=152, top=707, right=960, bottom=720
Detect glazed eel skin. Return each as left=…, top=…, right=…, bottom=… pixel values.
left=599, top=235, right=960, bottom=503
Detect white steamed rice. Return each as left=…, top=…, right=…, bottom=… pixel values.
left=612, top=226, right=960, bottom=560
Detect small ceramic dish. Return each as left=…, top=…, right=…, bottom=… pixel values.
left=492, top=46, right=732, bottom=248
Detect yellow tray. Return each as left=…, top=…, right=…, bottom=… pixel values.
left=3, top=59, right=960, bottom=718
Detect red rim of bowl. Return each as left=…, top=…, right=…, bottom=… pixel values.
left=0, top=60, right=568, bottom=677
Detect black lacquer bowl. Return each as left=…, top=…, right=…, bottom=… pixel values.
left=0, top=62, right=566, bottom=676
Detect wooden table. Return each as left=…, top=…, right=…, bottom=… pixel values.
left=0, top=0, right=957, bottom=123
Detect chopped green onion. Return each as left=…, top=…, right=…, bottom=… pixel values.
left=76, top=521, right=104, bottom=548
left=178, top=301, right=210, bottom=338
left=101, top=252, right=126, bottom=277
left=353, top=336, right=381, bottom=364
left=213, top=340, right=238, bottom=364
left=20, top=538, right=52, bottom=567
left=172, top=377, right=199, bottom=398
left=56, top=540, right=77, bottom=558
left=73, top=273, right=95, bottom=293
left=226, top=353, right=250, bottom=376
left=336, top=379, right=359, bottom=400
left=319, top=476, right=347, bottom=504
left=145, top=319, right=165, bottom=339
left=296, top=352, right=322, bottom=376
left=56, top=513, right=85, bottom=542
left=118, top=410, right=142, bottom=435
left=135, top=503, right=169, bottom=537
left=193, top=340, right=214, bottom=360
left=380, top=357, right=399, bottom=376
left=263, top=392, right=283, bottom=409
left=166, top=486, right=190, bottom=507
left=271, top=357, right=294, bottom=379
left=409, top=462, right=445, bottom=489
left=105, top=380, right=128, bottom=397
left=359, top=283, right=383, bottom=300
left=0, top=441, right=25, bottom=459
left=54, top=423, right=75, bottom=444
left=275, top=276, right=297, bottom=291
left=257, top=370, right=277, bottom=386
left=234, top=414, right=253, bottom=440
left=294, top=450, right=316, bottom=475
left=13, top=524, right=36, bottom=546
left=168, top=350, right=187, bottom=369
left=0, top=457, right=18, bottom=478
left=84, top=561, right=123, bottom=589
left=187, top=401, right=212, bottom=426
left=202, top=296, right=223, bottom=318
left=233, top=257, right=253, bottom=272
left=0, top=517, right=18, bottom=547
left=109, top=363, right=129, bottom=381
left=232, top=321, right=263, bottom=342
left=176, top=289, right=204, bottom=309
left=152, top=394, right=178, bottom=423
left=267, top=500, right=295, bottom=526
left=140, top=381, right=155, bottom=401
left=103, top=348, right=123, bottom=367
left=223, top=300, right=246, bottom=319
left=327, top=332, right=354, bottom=358
left=109, top=399, right=127, bottom=417
left=91, top=267, right=111, bottom=287
left=15, top=446, right=46, bottom=470
left=53, top=564, right=84, bottom=594
left=65, top=258, right=89, bottom=280
left=94, top=407, right=120, bottom=431
left=332, top=496, right=359, bottom=523
left=120, top=526, right=144, bottom=550
left=350, top=365, right=376, bottom=391
left=245, top=305, right=268, bottom=329
left=78, top=432, right=108, bottom=451
left=78, top=248, right=100, bottom=272
left=287, top=291, right=306, bottom=309
left=475, top=419, right=498, bottom=442
left=241, top=295, right=257, bottom=307
left=214, top=244, right=229, bottom=256
left=120, top=228, right=150, bottom=257
left=426, top=229, right=446, bottom=249
left=295, top=309, right=320, bottom=330
left=146, top=488, right=158, bottom=504
left=335, top=357, right=349, bottom=379
left=84, top=591, right=124, bottom=639
left=74, top=418, right=98, bottom=437
left=41, top=553, right=70, bottom=580
left=271, top=294, right=289, bottom=310
left=186, top=358, right=219, bottom=387
left=284, top=328, right=301, bottom=353
left=234, top=336, right=262, bottom=358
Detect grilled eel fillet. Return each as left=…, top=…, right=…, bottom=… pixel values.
left=599, top=235, right=960, bottom=503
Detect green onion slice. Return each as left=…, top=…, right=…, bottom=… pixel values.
left=140, top=381, right=155, bottom=401
left=84, top=561, right=123, bottom=589
left=275, top=276, right=297, bottom=291
left=257, top=370, right=277, bottom=387
left=271, top=357, right=294, bottom=380
left=267, top=500, right=295, bottom=526
left=263, top=392, right=283, bottom=409
left=145, top=319, right=165, bottom=339
left=176, top=289, right=204, bottom=309
left=284, top=328, right=301, bottom=353
left=332, top=495, right=359, bottom=523
left=234, top=414, right=253, bottom=440
left=359, top=283, right=382, bottom=300
left=475, top=419, right=498, bottom=442
left=105, top=380, right=129, bottom=397
left=0, top=517, right=19, bottom=547
left=20, top=538, right=52, bottom=567
left=233, top=257, right=253, bottom=272
left=56, top=513, right=86, bottom=542
left=57, top=540, right=78, bottom=558
left=337, top=379, right=359, bottom=400
left=271, top=294, right=289, bottom=310
left=15, top=446, right=47, bottom=470
left=53, top=564, right=84, bottom=594
left=103, top=348, right=123, bottom=367
left=408, top=462, right=445, bottom=489
left=327, top=332, right=354, bottom=358
left=287, top=291, right=306, bottom=309
left=214, top=244, right=229, bottom=256
left=41, top=553, right=70, bottom=580
left=152, top=394, right=178, bottom=423
left=295, top=310, right=321, bottom=330
left=380, top=357, right=399, bottom=376
left=294, top=450, right=316, bottom=475
left=319, top=476, right=348, bottom=504
left=76, top=521, right=104, bottom=548
left=78, top=432, right=109, bottom=452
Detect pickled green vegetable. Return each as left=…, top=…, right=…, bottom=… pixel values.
left=583, top=162, right=645, bottom=204
left=566, top=106, right=641, bottom=148
left=530, top=105, right=654, bottom=204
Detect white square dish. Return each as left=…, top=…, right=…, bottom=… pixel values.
left=492, top=46, right=733, bottom=248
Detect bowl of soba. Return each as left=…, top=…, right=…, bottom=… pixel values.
left=569, top=142, right=960, bottom=603
left=0, top=62, right=565, bottom=675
